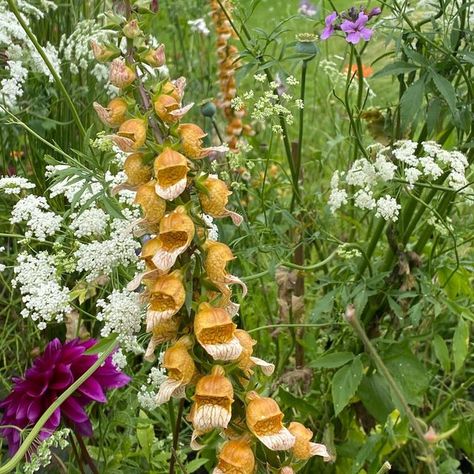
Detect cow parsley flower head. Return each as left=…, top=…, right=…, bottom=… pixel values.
left=12, top=252, right=71, bottom=330
left=70, top=207, right=109, bottom=238
left=375, top=195, right=401, bottom=222
left=10, top=195, right=61, bottom=240
left=0, top=175, right=35, bottom=195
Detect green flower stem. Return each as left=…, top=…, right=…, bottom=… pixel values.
left=345, top=305, right=438, bottom=474
left=376, top=462, right=392, bottom=474
left=0, top=339, right=117, bottom=474
left=356, top=217, right=386, bottom=278
left=6, top=0, right=86, bottom=138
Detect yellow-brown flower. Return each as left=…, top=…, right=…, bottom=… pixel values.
left=203, top=241, right=247, bottom=302
left=288, top=422, right=330, bottom=461
left=154, top=148, right=189, bottom=200
left=134, top=180, right=166, bottom=228
left=93, top=97, right=128, bottom=127
left=235, top=329, right=274, bottom=377
left=156, top=336, right=196, bottom=405
left=178, top=123, right=226, bottom=159
left=147, top=270, right=185, bottom=331
left=199, top=176, right=242, bottom=225
left=124, top=153, right=152, bottom=186
left=190, top=366, right=233, bottom=441
left=154, top=95, right=193, bottom=124
left=151, top=206, right=195, bottom=271
left=90, top=41, right=118, bottom=62
left=109, top=58, right=136, bottom=88
left=213, top=438, right=255, bottom=474
left=144, top=316, right=179, bottom=362
left=111, top=118, right=148, bottom=152
left=245, top=392, right=295, bottom=451
left=194, top=303, right=242, bottom=360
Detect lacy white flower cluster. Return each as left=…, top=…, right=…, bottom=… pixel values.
left=231, top=75, right=304, bottom=132
left=329, top=140, right=471, bottom=222
left=137, top=359, right=167, bottom=410
left=188, top=18, right=210, bottom=35
left=0, top=0, right=60, bottom=110
left=10, top=194, right=61, bottom=240
left=74, top=216, right=138, bottom=282
left=12, top=252, right=71, bottom=330
left=23, top=427, right=70, bottom=474
left=97, top=289, right=144, bottom=354
left=70, top=207, right=109, bottom=238
left=0, top=175, right=35, bottom=195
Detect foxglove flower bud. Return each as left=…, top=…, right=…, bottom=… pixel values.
left=245, top=392, right=295, bottom=451
left=111, top=118, right=147, bottom=151
left=109, top=58, right=136, bottom=89
left=194, top=303, right=242, bottom=361
left=143, top=44, right=166, bottom=67
left=235, top=329, right=274, bottom=377
left=154, top=148, right=189, bottom=200
left=154, top=94, right=193, bottom=123
left=123, top=19, right=143, bottom=38
left=90, top=41, right=120, bottom=62
left=93, top=97, right=128, bottom=127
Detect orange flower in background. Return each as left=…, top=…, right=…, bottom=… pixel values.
left=344, top=63, right=373, bottom=78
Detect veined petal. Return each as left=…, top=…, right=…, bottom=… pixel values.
left=226, top=301, right=240, bottom=317
left=257, top=427, right=295, bottom=451
left=310, top=442, right=332, bottom=461
left=169, top=102, right=194, bottom=118
left=146, top=308, right=177, bottom=332
left=152, top=246, right=187, bottom=271
left=155, top=177, right=187, bottom=201
left=155, top=377, right=184, bottom=406
left=190, top=430, right=204, bottom=450
left=127, top=269, right=159, bottom=291
left=226, top=210, right=243, bottom=226
left=250, top=356, right=275, bottom=376
left=193, top=405, right=231, bottom=432
left=202, top=337, right=243, bottom=361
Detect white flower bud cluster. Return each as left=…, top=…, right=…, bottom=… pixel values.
left=12, top=252, right=71, bottom=330
left=0, top=175, right=35, bottom=195
left=97, top=289, right=145, bottom=354
left=328, top=140, right=471, bottom=222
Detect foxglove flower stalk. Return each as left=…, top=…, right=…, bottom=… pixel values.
left=90, top=5, right=329, bottom=469
left=0, top=338, right=129, bottom=455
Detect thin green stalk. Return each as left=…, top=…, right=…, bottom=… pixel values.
left=345, top=305, right=438, bottom=474
left=6, top=0, right=86, bottom=137
left=376, top=462, right=392, bottom=474
left=356, top=218, right=385, bottom=278
left=0, top=338, right=117, bottom=474
left=248, top=322, right=340, bottom=333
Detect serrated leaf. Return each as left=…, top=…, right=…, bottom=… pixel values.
left=433, top=334, right=451, bottom=373
left=332, top=356, right=364, bottom=416
left=310, top=352, right=354, bottom=369
left=453, top=318, right=469, bottom=373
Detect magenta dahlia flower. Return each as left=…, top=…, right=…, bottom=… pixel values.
left=0, top=338, right=130, bottom=455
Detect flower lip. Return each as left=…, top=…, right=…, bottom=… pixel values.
left=320, top=11, right=337, bottom=40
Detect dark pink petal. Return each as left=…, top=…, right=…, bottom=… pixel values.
left=62, top=397, right=89, bottom=423
left=49, top=363, right=73, bottom=390
left=77, top=377, right=107, bottom=402
left=27, top=399, right=42, bottom=422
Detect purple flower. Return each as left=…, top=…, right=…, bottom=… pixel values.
left=368, top=7, right=382, bottom=18
left=298, top=0, right=317, bottom=17
left=321, top=11, right=338, bottom=40
left=0, top=338, right=130, bottom=455
left=340, top=12, right=373, bottom=44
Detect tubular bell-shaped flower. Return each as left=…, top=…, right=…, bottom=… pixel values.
left=110, top=118, right=148, bottom=152
left=93, top=97, right=128, bottom=127
left=203, top=240, right=247, bottom=302
left=213, top=438, right=256, bottom=474
left=134, top=180, right=166, bottom=229
left=194, top=303, right=242, bottom=360
left=144, top=316, right=180, bottom=361
left=235, top=329, right=275, bottom=377
left=190, top=366, right=233, bottom=445
left=124, top=153, right=153, bottom=187
left=288, top=422, right=331, bottom=461
left=146, top=270, right=185, bottom=330
left=198, top=176, right=242, bottom=225
left=245, top=392, right=295, bottom=451
left=155, top=337, right=196, bottom=405
left=178, top=123, right=227, bottom=159
left=150, top=206, right=195, bottom=271
left=154, top=148, right=189, bottom=200
left=109, top=58, right=136, bottom=88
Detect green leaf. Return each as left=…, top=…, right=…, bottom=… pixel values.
left=84, top=335, right=117, bottom=355
left=332, top=356, right=364, bottom=416
left=453, top=318, right=470, bottom=373
left=433, top=334, right=451, bottom=373
left=400, top=79, right=425, bottom=129
left=278, top=387, right=319, bottom=416
left=382, top=342, right=430, bottom=407
left=373, top=61, right=419, bottom=77
left=358, top=373, right=394, bottom=423
left=432, top=72, right=458, bottom=118
left=136, top=410, right=155, bottom=457
left=310, top=352, right=354, bottom=369
left=186, top=458, right=209, bottom=473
